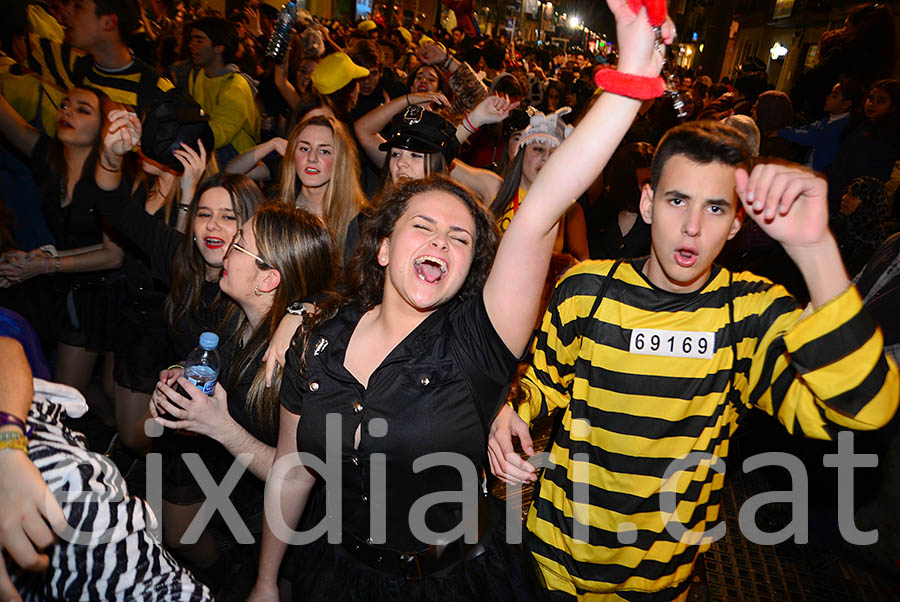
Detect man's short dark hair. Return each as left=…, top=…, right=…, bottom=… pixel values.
left=95, top=0, right=140, bottom=42
left=348, top=39, right=383, bottom=70
left=650, top=121, right=751, bottom=192
left=191, top=17, right=238, bottom=64
left=258, top=4, right=278, bottom=21
left=836, top=78, right=863, bottom=110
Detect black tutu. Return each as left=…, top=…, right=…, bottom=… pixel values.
left=287, top=496, right=544, bottom=602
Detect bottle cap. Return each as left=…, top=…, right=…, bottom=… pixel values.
left=199, top=332, right=219, bottom=350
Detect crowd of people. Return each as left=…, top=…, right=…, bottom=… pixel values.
left=0, top=0, right=898, bottom=601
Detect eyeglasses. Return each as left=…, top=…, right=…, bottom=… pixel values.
left=227, top=237, right=271, bottom=268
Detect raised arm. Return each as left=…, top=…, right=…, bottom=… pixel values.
left=449, top=160, right=502, bottom=205
left=273, top=61, right=301, bottom=112
left=225, top=137, right=287, bottom=179
left=353, top=91, right=449, bottom=168
left=455, top=94, right=518, bottom=145
left=483, top=1, right=673, bottom=356
left=0, top=92, right=41, bottom=157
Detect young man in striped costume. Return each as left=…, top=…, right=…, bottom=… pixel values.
left=489, top=120, right=900, bottom=601
left=21, top=0, right=172, bottom=134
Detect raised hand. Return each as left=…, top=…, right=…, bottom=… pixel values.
left=607, top=0, right=675, bottom=77
left=270, top=137, right=288, bottom=156
left=102, top=109, right=141, bottom=162
left=468, top=95, right=520, bottom=128
left=173, top=139, right=208, bottom=203
left=735, top=163, right=831, bottom=249
left=416, top=42, right=447, bottom=66
left=244, top=6, right=263, bottom=37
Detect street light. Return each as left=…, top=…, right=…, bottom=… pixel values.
left=569, top=15, right=581, bottom=28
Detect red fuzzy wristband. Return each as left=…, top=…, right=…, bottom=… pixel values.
left=594, top=68, right=665, bottom=100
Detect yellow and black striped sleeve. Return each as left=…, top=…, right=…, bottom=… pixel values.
left=518, top=261, right=615, bottom=426
left=742, top=280, right=899, bottom=439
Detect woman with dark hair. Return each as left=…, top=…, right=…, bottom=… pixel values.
left=832, top=176, right=890, bottom=275
left=826, top=78, right=900, bottom=209
left=406, top=63, right=450, bottom=101
left=249, top=1, right=674, bottom=598
left=753, top=90, right=800, bottom=161
left=490, top=108, right=589, bottom=260
left=0, top=87, right=123, bottom=424
left=150, top=203, right=338, bottom=597
left=589, top=141, right=655, bottom=259
left=540, top=78, right=567, bottom=113
left=354, top=92, right=512, bottom=207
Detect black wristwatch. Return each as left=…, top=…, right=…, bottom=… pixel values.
left=287, top=301, right=308, bottom=317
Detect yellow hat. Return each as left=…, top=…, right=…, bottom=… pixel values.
left=397, top=27, right=412, bottom=45
left=311, top=52, right=370, bottom=95
left=418, top=35, right=446, bottom=53
left=357, top=20, right=377, bottom=33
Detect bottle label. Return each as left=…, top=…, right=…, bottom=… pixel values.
left=187, top=375, right=216, bottom=396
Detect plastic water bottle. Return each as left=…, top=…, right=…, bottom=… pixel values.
left=266, top=1, right=298, bottom=62
left=184, top=332, right=220, bottom=396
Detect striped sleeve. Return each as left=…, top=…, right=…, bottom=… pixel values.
left=26, top=34, right=77, bottom=93
left=518, top=263, right=612, bottom=425
left=744, top=283, right=899, bottom=439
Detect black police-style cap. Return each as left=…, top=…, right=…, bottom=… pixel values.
left=140, top=90, right=214, bottom=175
left=378, top=106, right=459, bottom=164
left=503, top=106, right=532, bottom=137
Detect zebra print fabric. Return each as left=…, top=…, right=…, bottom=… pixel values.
left=12, top=395, right=213, bottom=601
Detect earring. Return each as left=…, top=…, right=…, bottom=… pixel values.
left=254, top=286, right=262, bottom=296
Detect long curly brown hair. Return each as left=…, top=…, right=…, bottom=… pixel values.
left=344, top=174, right=499, bottom=309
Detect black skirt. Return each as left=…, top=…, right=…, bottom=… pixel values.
left=287, top=497, right=543, bottom=602
left=113, top=295, right=174, bottom=393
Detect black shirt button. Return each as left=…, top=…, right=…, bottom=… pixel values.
left=365, top=536, right=374, bottom=545
left=353, top=401, right=364, bottom=414
left=419, top=375, right=430, bottom=386
left=308, top=381, right=319, bottom=392
left=362, top=494, right=368, bottom=503
left=351, top=455, right=359, bottom=466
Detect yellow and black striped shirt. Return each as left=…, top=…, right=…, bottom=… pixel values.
left=24, top=34, right=173, bottom=135
left=519, top=258, right=898, bottom=597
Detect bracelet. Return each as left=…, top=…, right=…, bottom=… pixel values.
left=0, top=410, right=31, bottom=437
left=464, top=113, right=478, bottom=133
left=99, top=160, right=121, bottom=172
left=166, top=364, right=185, bottom=371
left=441, top=54, right=454, bottom=72
left=0, top=431, right=29, bottom=454
left=594, top=68, right=665, bottom=100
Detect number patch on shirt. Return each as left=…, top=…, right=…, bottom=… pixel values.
left=628, top=328, right=715, bottom=359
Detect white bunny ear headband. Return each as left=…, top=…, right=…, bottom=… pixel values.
left=518, top=106, right=574, bottom=150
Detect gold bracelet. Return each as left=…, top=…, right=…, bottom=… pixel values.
left=0, top=431, right=28, bottom=454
